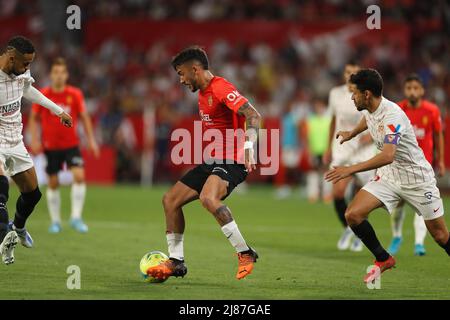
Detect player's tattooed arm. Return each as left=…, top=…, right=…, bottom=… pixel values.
left=237, top=102, right=261, bottom=143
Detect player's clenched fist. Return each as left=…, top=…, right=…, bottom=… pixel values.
left=245, top=146, right=257, bottom=173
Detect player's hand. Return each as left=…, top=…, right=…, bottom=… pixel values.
left=89, top=139, right=101, bottom=158
left=245, top=147, right=257, bottom=173
left=325, top=166, right=354, bottom=184
left=30, top=140, right=42, bottom=155
left=437, top=161, right=446, bottom=177
left=322, top=148, right=331, bottom=165
left=59, top=112, right=73, bottom=128
left=336, top=131, right=353, bottom=144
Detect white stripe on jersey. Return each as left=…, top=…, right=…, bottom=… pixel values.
left=362, top=97, right=435, bottom=187
left=0, top=69, right=34, bottom=148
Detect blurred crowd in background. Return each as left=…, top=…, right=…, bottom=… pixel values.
left=2, top=0, right=449, bottom=190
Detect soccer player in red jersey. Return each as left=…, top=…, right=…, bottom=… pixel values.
left=147, top=47, right=261, bottom=280
left=28, top=58, right=99, bottom=234
left=387, top=73, right=446, bottom=256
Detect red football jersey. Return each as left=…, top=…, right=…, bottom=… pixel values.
left=31, top=85, right=86, bottom=150
left=397, top=99, right=442, bottom=164
left=198, top=76, right=248, bottom=162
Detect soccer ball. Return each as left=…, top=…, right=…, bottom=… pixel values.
left=139, top=251, right=169, bottom=283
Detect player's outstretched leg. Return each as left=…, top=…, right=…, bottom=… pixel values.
left=387, top=204, right=405, bottom=255
left=11, top=168, right=41, bottom=248
left=0, top=174, right=19, bottom=265
left=345, top=190, right=396, bottom=283
left=147, top=182, right=198, bottom=280
left=200, top=175, right=257, bottom=280
left=413, top=213, right=427, bottom=256
left=424, top=217, right=450, bottom=256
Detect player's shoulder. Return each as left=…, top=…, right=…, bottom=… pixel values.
left=211, top=76, right=235, bottom=90
left=382, top=97, right=405, bottom=118
left=421, top=100, right=440, bottom=113
left=396, top=99, right=408, bottom=109
left=40, top=86, right=51, bottom=94
left=329, top=84, right=346, bottom=96
left=65, top=85, right=83, bottom=96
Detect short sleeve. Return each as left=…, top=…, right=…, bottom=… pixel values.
left=383, top=112, right=406, bottom=146
left=75, top=89, right=86, bottom=113
left=213, top=79, right=248, bottom=113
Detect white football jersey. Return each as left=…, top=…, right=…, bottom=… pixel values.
left=0, top=69, right=34, bottom=148
left=363, top=97, right=435, bottom=187
left=328, top=84, right=375, bottom=164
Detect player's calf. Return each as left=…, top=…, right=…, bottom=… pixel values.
left=13, top=187, right=42, bottom=229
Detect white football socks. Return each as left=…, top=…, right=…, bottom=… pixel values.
left=391, top=205, right=405, bottom=238
left=46, top=188, right=61, bottom=224
left=167, top=233, right=184, bottom=261
left=414, top=213, right=427, bottom=245
left=221, top=220, right=249, bottom=253
left=71, top=183, right=86, bottom=220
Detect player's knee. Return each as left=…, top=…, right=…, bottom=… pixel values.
left=162, top=192, right=174, bottom=211
left=344, top=207, right=362, bottom=226
left=431, top=229, right=449, bottom=246
left=199, top=193, right=216, bottom=211
left=22, top=187, right=42, bottom=206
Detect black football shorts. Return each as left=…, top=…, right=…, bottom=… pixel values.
left=180, top=161, right=248, bottom=200
left=44, top=146, right=84, bottom=175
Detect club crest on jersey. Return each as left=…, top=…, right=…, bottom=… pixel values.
left=67, top=95, right=73, bottom=105
left=422, top=116, right=428, bottom=125
left=207, top=95, right=213, bottom=107
left=387, top=124, right=401, bottom=133
left=377, top=124, right=384, bottom=134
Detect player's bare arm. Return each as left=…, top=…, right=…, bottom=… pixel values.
left=434, top=130, right=446, bottom=177
left=335, top=117, right=368, bottom=145
left=325, top=143, right=396, bottom=184
left=237, top=101, right=261, bottom=172
left=23, top=85, right=73, bottom=127
left=80, top=111, right=100, bottom=158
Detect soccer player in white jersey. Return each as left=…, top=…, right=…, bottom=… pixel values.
left=325, top=69, right=450, bottom=283
left=0, top=36, right=72, bottom=265
left=323, top=62, right=376, bottom=252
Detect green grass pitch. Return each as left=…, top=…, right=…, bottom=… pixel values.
left=0, top=184, right=449, bottom=299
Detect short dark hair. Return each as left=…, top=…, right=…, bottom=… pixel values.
left=171, top=46, right=209, bottom=70
left=349, top=68, right=383, bottom=97
left=404, top=73, right=423, bottom=86
left=51, top=57, right=67, bottom=68
left=7, top=36, right=35, bottom=55
left=345, top=59, right=359, bottom=67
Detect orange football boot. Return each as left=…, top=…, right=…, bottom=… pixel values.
left=236, top=247, right=258, bottom=280
left=147, top=258, right=187, bottom=280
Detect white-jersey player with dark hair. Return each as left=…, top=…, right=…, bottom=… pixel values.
left=0, top=36, right=72, bottom=265
left=323, top=61, right=376, bottom=252
left=326, top=69, right=450, bottom=283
